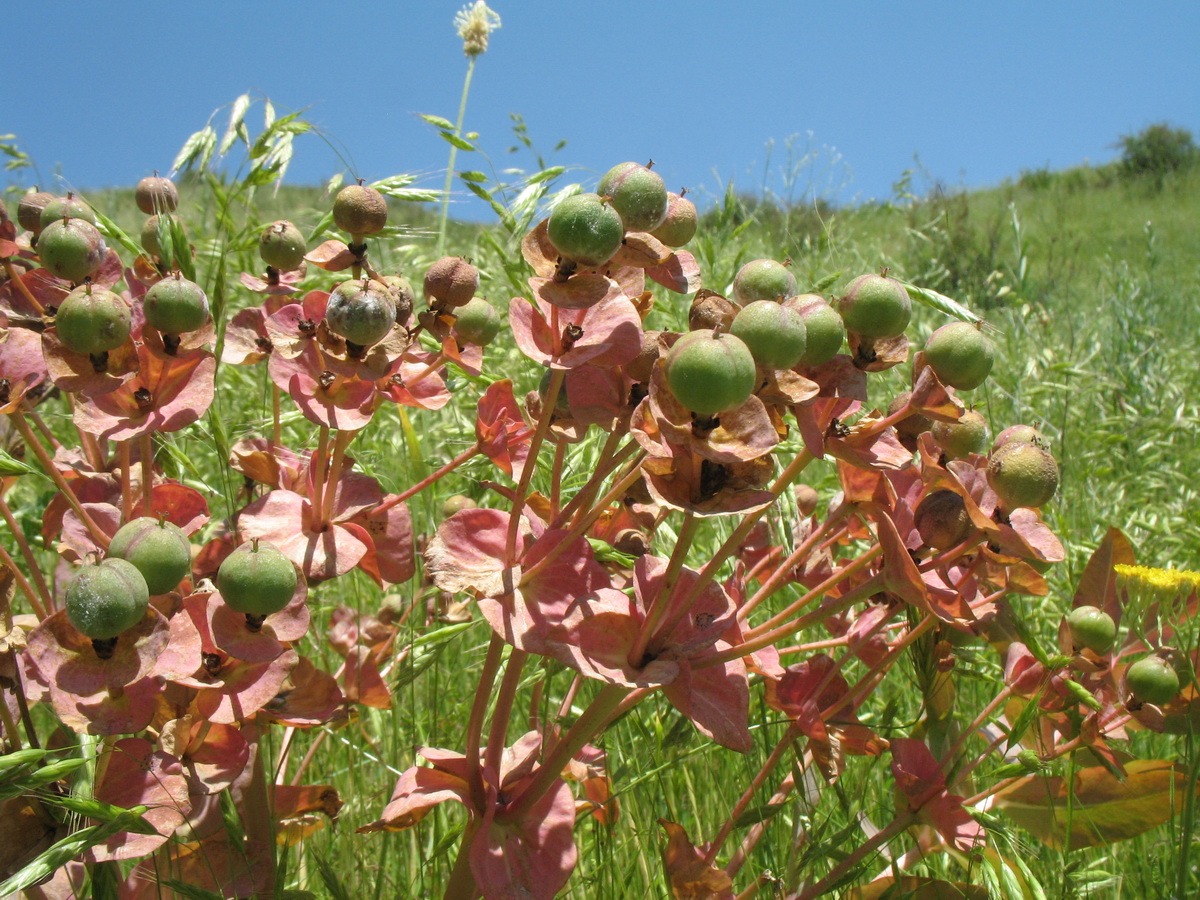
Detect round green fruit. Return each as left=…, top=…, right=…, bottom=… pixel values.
left=326, top=278, right=398, bottom=347
left=452, top=297, right=501, bottom=346
left=259, top=220, right=307, bottom=271
left=55, top=286, right=131, bottom=354
left=547, top=193, right=624, bottom=267
left=650, top=191, right=698, bottom=247
left=1066, top=605, right=1116, bottom=655
left=217, top=541, right=298, bottom=617
left=665, top=330, right=757, bottom=416
left=931, top=409, right=989, bottom=460
left=987, top=441, right=1058, bottom=509
left=730, top=300, right=807, bottom=369
left=1125, top=655, right=1180, bottom=706
left=732, top=259, right=796, bottom=306
left=38, top=218, right=107, bottom=283
left=66, top=557, right=150, bottom=639
left=424, top=256, right=479, bottom=308
left=442, top=494, right=477, bottom=518
left=784, top=295, right=845, bottom=367
left=109, top=516, right=191, bottom=595
left=836, top=273, right=911, bottom=339
left=40, top=194, right=96, bottom=229
left=18, top=190, right=55, bottom=235
left=143, top=274, right=209, bottom=335
left=924, top=321, right=994, bottom=390
left=333, top=184, right=388, bottom=237
left=135, top=176, right=179, bottom=215
left=597, top=161, right=669, bottom=233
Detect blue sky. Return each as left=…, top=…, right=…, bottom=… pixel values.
left=7, top=1, right=1198, bottom=218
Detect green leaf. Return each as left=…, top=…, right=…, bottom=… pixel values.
left=219, top=93, right=252, bottom=155
left=732, top=800, right=788, bottom=829
left=0, top=748, right=46, bottom=779
left=170, top=126, right=217, bottom=175
left=92, top=209, right=143, bottom=260
left=167, top=214, right=195, bottom=282
left=844, top=877, right=989, bottom=899
left=993, top=758, right=1195, bottom=850
left=900, top=280, right=986, bottom=328
left=0, top=808, right=149, bottom=896
left=459, top=170, right=489, bottom=183
left=411, top=621, right=473, bottom=648
left=419, top=113, right=455, bottom=130
left=1062, top=677, right=1102, bottom=710
left=463, top=181, right=514, bottom=231
left=0, top=448, right=42, bottom=478
left=158, top=881, right=225, bottom=900
left=527, top=166, right=566, bottom=185
left=45, top=795, right=157, bottom=833
left=312, top=852, right=353, bottom=900
left=439, top=131, right=476, bottom=152
left=811, top=270, right=843, bottom=293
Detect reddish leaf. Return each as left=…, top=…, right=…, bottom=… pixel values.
left=646, top=249, right=702, bottom=294
left=663, top=655, right=751, bottom=753
left=993, top=758, right=1194, bottom=850
left=659, top=819, right=733, bottom=900
left=88, top=737, right=190, bottom=862
left=891, top=738, right=983, bottom=852
left=476, top=379, right=532, bottom=479
left=263, top=655, right=344, bottom=726
left=343, top=645, right=392, bottom=708
left=304, top=239, right=358, bottom=271
left=1072, top=527, right=1134, bottom=624
left=358, top=759, right=471, bottom=832
left=426, top=507, right=528, bottom=597
left=530, top=272, right=621, bottom=310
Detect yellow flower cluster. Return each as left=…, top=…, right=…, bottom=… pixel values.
left=1113, top=564, right=1200, bottom=595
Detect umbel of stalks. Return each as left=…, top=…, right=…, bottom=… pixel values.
left=333, top=183, right=388, bottom=238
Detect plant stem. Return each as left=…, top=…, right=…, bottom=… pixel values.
left=483, top=650, right=528, bottom=777
left=321, top=428, right=356, bottom=525
left=377, top=442, right=479, bottom=513
left=443, top=820, right=482, bottom=900
left=794, top=811, right=916, bottom=900
left=705, top=723, right=801, bottom=865
left=11, top=411, right=109, bottom=550
left=464, top=637, right=505, bottom=809
left=3, top=260, right=44, bottom=314
left=436, top=56, right=477, bottom=258
left=140, top=432, right=153, bottom=517
left=0, top=493, right=51, bottom=616
left=629, top=511, right=699, bottom=666
left=500, top=683, right=629, bottom=823
left=506, top=368, right=563, bottom=559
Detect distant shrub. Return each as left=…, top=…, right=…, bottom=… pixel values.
left=1018, top=166, right=1054, bottom=191
left=1117, top=122, right=1198, bottom=183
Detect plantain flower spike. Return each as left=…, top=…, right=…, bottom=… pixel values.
left=455, top=1, right=501, bottom=57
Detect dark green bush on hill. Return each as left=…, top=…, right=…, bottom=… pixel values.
left=1117, top=122, right=1198, bottom=183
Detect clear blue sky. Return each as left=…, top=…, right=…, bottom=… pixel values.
left=7, top=1, right=1197, bottom=218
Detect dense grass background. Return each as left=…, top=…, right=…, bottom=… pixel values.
left=4, top=151, right=1199, bottom=897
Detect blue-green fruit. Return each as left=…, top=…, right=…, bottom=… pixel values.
left=836, top=273, right=911, bottom=339
left=66, top=558, right=150, bottom=639
left=924, top=321, right=994, bottom=390
left=785, top=295, right=845, bottom=367
left=143, top=274, right=209, bottom=335
left=326, top=278, right=398, bottom=347
left=547, top=193, right=624, bottom=267
left=732, top=259, right=796, bottom=305
left=597, top=162, right=669, bottom=233
left=217, top=541, right=298, bottom=617
left=55, top=286, right=131, bottom=354
left=731, top=300, right=807, bottom=369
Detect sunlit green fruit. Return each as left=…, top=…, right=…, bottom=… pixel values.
left=784, top=294, right=845, bottom=367
left=547, top=193, right=624, bottom=267
left=987, top=441, right=1059, bottom=509
left=836, top=273, right=911, bottom=339
left=109, top=517, right=191, bottom=596
left=931, top=409, right=989, bottom=459
left=991, top=424, right=1049, bottom=454
left=597, top=161, right=669, bottom=233
left=914, top=489, right=972, bottom=550
left=452, top=297, right=501, bottom=346
left=135, top=176, right=179, bottom=215
left=1125, top=655, right=1180, bottom=706
left=66, top=558, right=150, bottom=640
left=217, top=541, right=298, bottom=617
left=924, top=321, right=994, bottom=390
left=730, top=300, right=807, bottom=369
left=39, top=194, right=96, bottom=229
left=259, top=220, right=307, bottom=271
left=333, top=184, right=388, bottom=236
left=650, top=191, right=698, bottom=247
left=38, top=218, right=107, bottom=283
left=55, top=286, right=130, bottom=354
left=732, top=259, right=796, bottom=306
left=326, top=278, right=398, bottom=347
left=665, top=330, right=757, bottom=416
left=143, top=273, right=209, bottom=335
left=424, top=256, right=479, bottom=308
left=442, top=494, right=477, bottom=518
left=1066, top=605, right=1117, bottom=655
left=17, top=190, right=55, bottom=235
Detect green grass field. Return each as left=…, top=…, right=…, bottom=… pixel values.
left=3, top=127, right=1200, bottom=899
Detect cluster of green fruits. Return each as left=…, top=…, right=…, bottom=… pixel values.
left=546, top=160, right=697, bottom=268
left=65, top=516, right=298, bottom=648
left=1063, top=606, right=1181, bottom=707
